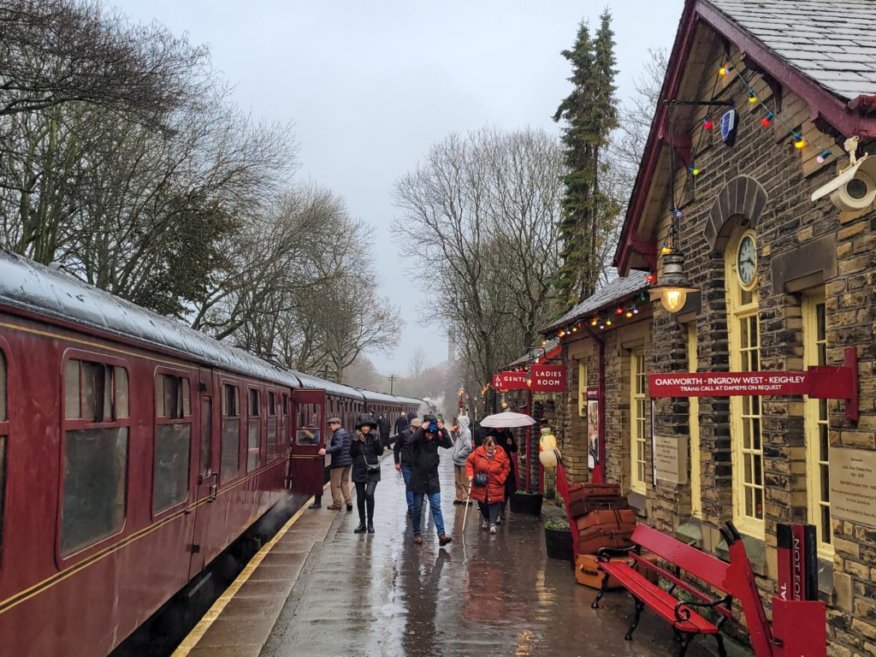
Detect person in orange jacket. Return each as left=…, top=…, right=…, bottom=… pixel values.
left=465, top=435, right=510, bottom=534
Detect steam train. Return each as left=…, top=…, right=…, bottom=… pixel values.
left=0, top=249, right=420, bottom=657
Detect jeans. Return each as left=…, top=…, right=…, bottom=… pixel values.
left=478, top=501, right=502, bottom=525
left=401, top=465, right=414, bottom=512
left=412, top=491, right=445, bottom=537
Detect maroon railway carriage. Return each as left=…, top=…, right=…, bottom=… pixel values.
left=0, top=251, right=418, bottom=657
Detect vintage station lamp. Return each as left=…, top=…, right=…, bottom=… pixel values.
left=649, top=209, right=698, bottom=313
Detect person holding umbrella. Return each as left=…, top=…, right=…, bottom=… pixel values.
left=466, top=435, right=510, bottom=534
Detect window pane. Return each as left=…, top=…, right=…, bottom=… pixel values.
left=223, top=385, right=238, bottom=417
left=65, top=360, right=80, bottom=419
left=80, top=362, right=100, bottom=421
left=267, top=417, right=277, bottom=459
left=154, top=424, right=191, bottom=512
left=103, top=366, right=113, bottom=420
left=61, top=428, right=128, bottom=555
left=221, top=419, right=240, bottom=482
left=250, top=389, right=259, bottom=416
left=248, top=419, right=260, bottom=471
left=181, top=379, right=191, bottom=417
left=115, top=367, right=129, bottom=418
left=201, top=397, right=212, bottom=475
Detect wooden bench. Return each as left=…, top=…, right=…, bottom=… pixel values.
left=591, top=523, right=739, bottom=657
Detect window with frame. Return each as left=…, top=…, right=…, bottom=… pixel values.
left=804, top=292, right=832, bottom=556
left=247, top=388, right=261, bottom=471
left=726, top=230, right=764, bottom=536
left=153, top=373, right=192, bottom=513
left=266, top=392, right=278, bottom=461
left=221, top=383, right=240, bottom=482
left=61, top=357, right=130, bottom=556
left=630, top=350, right=648, bottom=493
left=0, top=351, right=8, bottom=552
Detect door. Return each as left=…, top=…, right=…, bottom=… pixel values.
left=289, top=389, right=326, bottom=496
left=188, top=369, right=220, bottom=578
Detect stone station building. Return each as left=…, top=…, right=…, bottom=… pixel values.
left=537, top=1, right=876, bottom=655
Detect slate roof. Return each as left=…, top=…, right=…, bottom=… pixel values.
left=542, top=270, right=650, bottom=332
left=709, top=0, right=876, bottom=100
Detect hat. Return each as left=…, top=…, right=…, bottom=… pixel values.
left=328, top=417, right=342, bottom=424
left=355, top=412, right=378, bottom=429
left=410, top=417, right=422, bottom=428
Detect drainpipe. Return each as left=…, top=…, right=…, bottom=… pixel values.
left=582, top=324, right=606, bottom=485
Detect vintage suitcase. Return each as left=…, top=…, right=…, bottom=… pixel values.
left=575, top=553, right=625, bottom=589
left=576, top=508, right=637, bottom=555
left=574, top=553, right=661, bottom=589
left=567, top=483, right=628, bottom=518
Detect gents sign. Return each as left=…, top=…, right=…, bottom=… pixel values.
left=529, top=364, right=566, bottom=392
left=493, top=371, right=528, bottom=391
left=649, top=372, right=809, bottom=397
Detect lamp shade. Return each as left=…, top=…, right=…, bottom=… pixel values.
left=649, top=252, right=697, bottom=314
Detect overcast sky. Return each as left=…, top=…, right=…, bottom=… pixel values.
left=111, top=0, right=684, bottom=378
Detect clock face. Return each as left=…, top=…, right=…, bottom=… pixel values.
left=736, top=234, right=757, bottom=288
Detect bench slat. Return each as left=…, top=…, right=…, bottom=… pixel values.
left=600, top=562, right=720, bottom=634
left=629, top=524, right=730, bottom=592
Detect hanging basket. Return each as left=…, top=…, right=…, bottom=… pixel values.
left=510, top=491, right=543, bottom=515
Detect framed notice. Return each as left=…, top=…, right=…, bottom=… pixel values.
left=587, top=388, right=599, bottom=470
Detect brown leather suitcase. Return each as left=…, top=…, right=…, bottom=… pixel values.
left=567, top=483, right=628, bottom=518
left=574, top=553, right=661, bottom=589
left=576, top=508, right=636, bottom=555
left=575, top=553, right=624, bottom=589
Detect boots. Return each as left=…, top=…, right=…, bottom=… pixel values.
left=367, top=520, right=375, bottom=534
left=354, top=520, right=367, bottom=533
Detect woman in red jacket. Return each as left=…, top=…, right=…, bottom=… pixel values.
left=466, top=435, right=510, bottom=534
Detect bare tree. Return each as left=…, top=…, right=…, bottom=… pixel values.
left=408, top=347, right=426, bottom=380
left=393, top=127, right=564, bottom=395
left=0, top=0, right=206, bottom=121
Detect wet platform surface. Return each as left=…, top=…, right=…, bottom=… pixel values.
left=179, top=454, right=716, bottom=657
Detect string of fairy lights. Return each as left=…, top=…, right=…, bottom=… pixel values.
left=686, top=52, right=848, bottom=182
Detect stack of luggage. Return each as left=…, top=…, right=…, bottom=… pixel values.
left=566, top=483, right=637, bottom=589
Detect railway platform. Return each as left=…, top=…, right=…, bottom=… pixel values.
left=173, top=454, right=719, bottom=657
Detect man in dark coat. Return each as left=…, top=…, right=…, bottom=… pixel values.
left=394, top=417, right=421, bottom=515
left=409, top=414, right=453, bottom=546
left=377, top=412, right=391, bottom=449
left=394, top=412, right=409, bottom=438
left=322, top=417, right=353, bottom=511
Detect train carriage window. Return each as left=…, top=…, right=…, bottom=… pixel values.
left=295, top=402, right=321, bottom=446
left=280, top=395, right=289, bottom=451
left=153, top=374, right=192, bottom=513
left=266, top=392, right=278, bottom=461
left=221, top=384, right=240, bottom=482
left=247, top=389, right=261, bottom=471
left=61, top=358, right=129, bottom=556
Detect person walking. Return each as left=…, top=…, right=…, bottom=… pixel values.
left=394, top=417, right=421, bottom=515
left=450, top=416, right=473, bottom=504
left=350, top=413, right=384, bottom=534
left=493, top=428, right=518, bottom=523
left=378, top=412, right=391, bottom=449
left=409, top=414, right=453, bottom=546
left=394, top=412, right=409, bottom=438
left=466, top=435, right=510, bottom=534
left=322, top=417, right=353, bottom=511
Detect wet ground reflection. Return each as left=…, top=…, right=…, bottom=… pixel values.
left=262, top=454, right=710, bottom=657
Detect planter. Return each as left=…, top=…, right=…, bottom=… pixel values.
left=510, top=491, right=543, bottom=515
left=544, top=525, right=574, bottom=562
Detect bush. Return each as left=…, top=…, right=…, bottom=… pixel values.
left=543, top=517, right=570, bottom=531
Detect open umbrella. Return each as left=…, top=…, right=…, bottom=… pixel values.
left=479, top=410, right=537, bottom=428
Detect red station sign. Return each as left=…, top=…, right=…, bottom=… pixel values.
left=529, top=364, right=567, bottom=392
left=493, top=370, right=528, bottom=391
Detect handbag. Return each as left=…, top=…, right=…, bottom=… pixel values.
left=364, top=438, right=381, bottom=472
left=473, top=472, right=488, bottom=487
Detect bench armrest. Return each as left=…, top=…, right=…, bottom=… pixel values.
left=596, top=544, right=638, bottom=562
left=674, top=595, right=733, bottom=624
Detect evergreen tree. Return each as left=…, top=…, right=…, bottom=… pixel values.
left=553, top=10, right=619, bottom=305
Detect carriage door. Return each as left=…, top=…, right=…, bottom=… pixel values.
left=189, top=368, right=220, bottom=577
left=289, top=389, right=326, bottom=497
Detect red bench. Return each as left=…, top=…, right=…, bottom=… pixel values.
left=591, top=523, right=742, bottom=657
